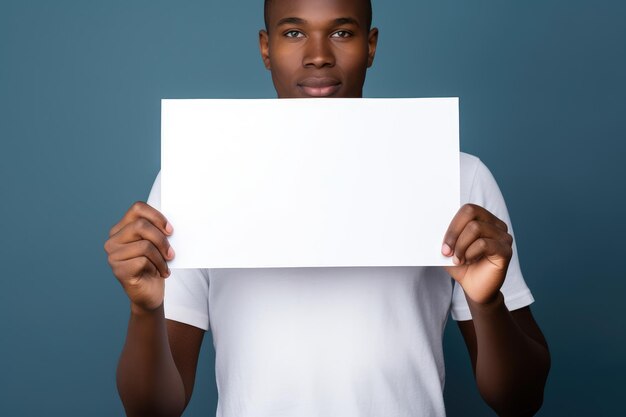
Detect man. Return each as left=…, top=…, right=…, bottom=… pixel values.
left=104, top=0, right=550, bottom=416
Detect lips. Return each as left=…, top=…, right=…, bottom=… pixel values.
left=297, top=77, right=342, bottom=97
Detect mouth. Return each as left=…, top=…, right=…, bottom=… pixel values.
left=297, top=77, right=342, bottom=97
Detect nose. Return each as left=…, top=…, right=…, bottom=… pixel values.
left=302, top=35, right=335, bottom=68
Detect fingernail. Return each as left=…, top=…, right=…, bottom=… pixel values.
left=165, top=222, right=174, bottom=235
left=442, top=243, right=452, bottom=256
left=166, top=268, right=171, bottom=277
left=453, top=256, right=462, bottom=265
left=167, top=247, right=175, bottom=259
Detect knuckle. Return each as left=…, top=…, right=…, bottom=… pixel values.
left=135, top=218, right=150, bottom=231
left=121, top=275, right=140, bottom=291
left=468, top=220, right=481, bottom=234
left=135, top=257, right=151, bottom=272
left=130, top=201, right=146, bottom=215
left=477, top=238, right=488, bottom=250
left=139, top=239, right=153, bottom=253
left=111, top=263, right=127, bottom=281
left=464, top=252, right=476, bottom=263
left=461, top=204, right=476, bottom=216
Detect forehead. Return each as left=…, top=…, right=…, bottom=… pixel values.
left=266, top=0, right=369, bottom=27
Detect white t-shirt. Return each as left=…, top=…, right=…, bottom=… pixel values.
left=146, top=152, right=534, bottom=417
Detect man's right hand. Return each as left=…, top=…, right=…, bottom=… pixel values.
left=104, top=201, right=175, bottom=313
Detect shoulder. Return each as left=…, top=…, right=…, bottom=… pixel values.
left=460, top=152, right=488, bottom=203
left=459, top=152, right=507, bottom=210
left=460, top=151, right=481, bottom=169
left=460, top=151, right=491, bottom=183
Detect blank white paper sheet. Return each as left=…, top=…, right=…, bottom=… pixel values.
left=161, top=98, right=459, bottom=268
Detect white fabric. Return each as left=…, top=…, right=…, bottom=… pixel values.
left=146, top=152, right=534, bottom=417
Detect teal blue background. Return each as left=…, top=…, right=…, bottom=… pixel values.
left=1, top=0, right=625, bottom=416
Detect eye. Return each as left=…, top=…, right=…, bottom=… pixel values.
left=331, top=30, right=352, bottom=38
left=284, top=30, right=304, bottom=38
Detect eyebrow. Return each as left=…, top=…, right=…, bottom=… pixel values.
left=275, top=17, right=360, bottom=27
left=333, top=17, right=360, bottom=27
left=276, top=17, right=306, bottom=27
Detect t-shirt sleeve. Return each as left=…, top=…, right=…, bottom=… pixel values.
left=450, top=157, right=535, bottom=321
left=146, top=172, right=211, bottom=331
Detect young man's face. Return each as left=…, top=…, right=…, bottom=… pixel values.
left=259, top=0, right=378, bottom=98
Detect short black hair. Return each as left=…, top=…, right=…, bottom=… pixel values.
left=264, top=0, right=373, bottom=31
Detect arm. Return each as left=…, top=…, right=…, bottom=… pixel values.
left=442, top=204, right=550, bottom=416
left=458, top=304, right=550, bottom=417
left=105, top=202, right=204, bottom=417
left=117, top=306, right=204, bottom=417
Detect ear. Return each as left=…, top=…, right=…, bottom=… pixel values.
left=259, top=30, right=271, bottom=70
left=367, top=27, right=379, bottom=68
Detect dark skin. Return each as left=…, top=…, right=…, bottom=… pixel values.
left=105, top=1, right=550, bottom=416
left=259, top=0, right=378, bottom=98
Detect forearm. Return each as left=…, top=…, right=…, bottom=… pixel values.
left=467, top=292, right=550, bottom=416
left=117, top=303, right=186, bottom=417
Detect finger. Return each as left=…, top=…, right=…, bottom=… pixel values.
left=109, top=240, right=171, bottom=278
left=442, top=204, right=508, bottom=255
left=452, top=220, right=510, bottom=264
left=463, top=238, right=512, bottom=265
left=111, top=256, right=159, bottom=282
left=110, top=218, right=174, bottom=262
left=109, top=201, right=173, bottom=238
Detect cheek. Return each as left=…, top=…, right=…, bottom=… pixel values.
left=269, top=54, right=301, bottom=97
left=338, top=43, right=369, bottom=68
left=339, top=51, right=369, bottom=83
left=270, top=51, right=299, bottom=79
